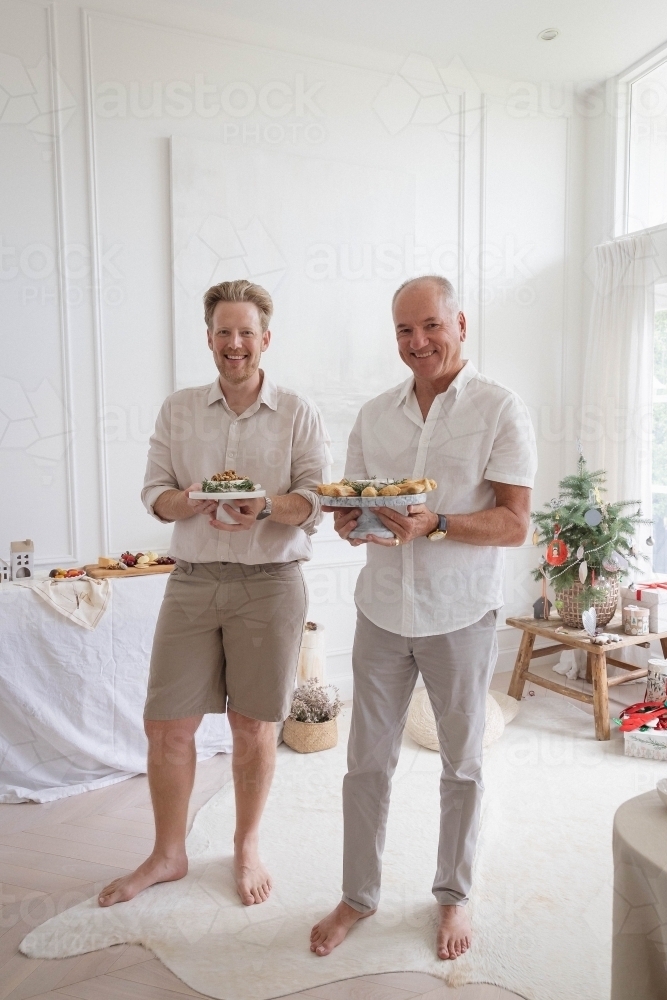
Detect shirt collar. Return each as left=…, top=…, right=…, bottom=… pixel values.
left=395, top=359, right=477, bottom=406
left=207, top=370, right=278, bottom=412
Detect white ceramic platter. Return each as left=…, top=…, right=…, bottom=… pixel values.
left=322, top=492, right=427, bottom=539
left=188, top=490, right=266, bottom=500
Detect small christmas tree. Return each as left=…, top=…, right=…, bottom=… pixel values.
left=531, top=456, right=649, bottom=596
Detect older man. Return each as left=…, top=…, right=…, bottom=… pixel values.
left=311, top=275, right=537, bottom=960
left=98, top=279, right=329, bottom=909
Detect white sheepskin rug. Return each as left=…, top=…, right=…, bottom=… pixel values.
left=20, top=697, right=667, bottom=1000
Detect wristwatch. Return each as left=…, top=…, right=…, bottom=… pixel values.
left=427, top=514, right=448, bottom=541
left=256, top=497, right=273, bottom=520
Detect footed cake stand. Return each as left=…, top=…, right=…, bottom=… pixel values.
left=188, top=489, right=266, bottom=524
left=322, top=493, right=427, bottom=539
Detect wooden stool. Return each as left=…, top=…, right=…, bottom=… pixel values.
left=506, top=615, right=667, bottom=740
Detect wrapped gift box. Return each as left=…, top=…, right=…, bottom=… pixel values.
left=621, top=584, right=667, bottom=632
left=624, top=727, right=667, bottom=760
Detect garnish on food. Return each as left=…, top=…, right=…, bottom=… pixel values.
left=201, top=470, right=257, bottom=493
left=316, top=477, right=436, bottom=497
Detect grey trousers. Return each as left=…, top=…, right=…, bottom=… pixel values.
left=342, top=609, right=498, bottom=912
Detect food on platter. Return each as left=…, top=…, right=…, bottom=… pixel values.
left=200, top=470, right=258, bottom=493
left=116, top=551, right=175, bottom=569
left=49, top=567, right=86, bottom=579
left=317, top=477, right=437, bottom=498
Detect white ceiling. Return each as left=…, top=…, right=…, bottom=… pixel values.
left=182, top=0, right=667, bottom=83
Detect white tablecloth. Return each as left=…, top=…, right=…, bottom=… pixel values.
left=612, top=791, right=667, bottom=1000
left=0, top=575, right=232, bottom=803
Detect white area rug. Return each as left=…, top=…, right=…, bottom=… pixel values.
left=21, top=698, right=667, bottom=1000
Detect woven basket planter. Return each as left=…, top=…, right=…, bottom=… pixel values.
left=283, top=717, right=338, bottom=753
left=557, top=575, right=619, bottom=629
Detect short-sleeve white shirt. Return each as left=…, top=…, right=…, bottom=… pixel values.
left=345, top=361, right=537, bottom=637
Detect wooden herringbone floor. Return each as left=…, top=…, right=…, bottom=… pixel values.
left=3, top=661, right=638, bottom=1000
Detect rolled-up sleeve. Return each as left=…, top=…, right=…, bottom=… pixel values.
left=289, top=400, right=332, bottom=535
left=142, top=399, right=179, bottom=523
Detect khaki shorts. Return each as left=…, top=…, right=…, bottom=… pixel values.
left=144, top=560, right=307, bottom=723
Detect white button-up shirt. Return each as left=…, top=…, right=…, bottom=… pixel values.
left=142, top=373, right=330, bottom=565
left=346, top=361, right=537, bottom=637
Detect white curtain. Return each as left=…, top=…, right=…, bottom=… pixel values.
left=581, top=234, right=658, bottom=525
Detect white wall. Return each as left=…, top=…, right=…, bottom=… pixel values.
left=0, top=0, right=588, bottom=692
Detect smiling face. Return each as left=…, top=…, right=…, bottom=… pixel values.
left=207, top=300, right=270, bottom=385
left=393, top=280, right=466, bottom=386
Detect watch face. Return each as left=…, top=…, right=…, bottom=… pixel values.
left=428, top=530, right=447, bottom=541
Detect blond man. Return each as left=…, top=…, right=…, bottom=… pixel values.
left=98, top=280, right=329, bottom=909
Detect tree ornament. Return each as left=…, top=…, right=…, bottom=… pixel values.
left=647, top=536, right=654, bottom=546
left=579, top=560, right=588, bottom=583
left=576, top=545, right=585, bottom=560
left=532, top=529, right=539, bottom=546
left=584, top=508, right=602, bottom=527
left=545, top=526, right=568, bottom=566
left=582, top=607, right=597, bottom=636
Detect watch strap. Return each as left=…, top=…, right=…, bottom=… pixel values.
left=427, top=513, right=448, bottom=541
left=256, top=496, right=273, bottom=520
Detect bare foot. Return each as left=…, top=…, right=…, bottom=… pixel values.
left=234, top=836, right=272, bottom=905
left=310, top=901, right=376, bottom=957
left=437, top=904, right=472, bottom=960
left=98, top=853, right=188, bottom=907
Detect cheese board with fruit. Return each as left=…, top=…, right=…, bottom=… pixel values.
left=84, top=552, right=176, bottom=579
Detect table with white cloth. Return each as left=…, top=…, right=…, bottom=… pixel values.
left=0, top=575, right=231, bottom=803
left=612, top=790, right=667, bottom=1000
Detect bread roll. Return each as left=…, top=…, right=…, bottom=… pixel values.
left=361, top=486, right=378, bottom=496
left=379, top=484, right=401, bottom=496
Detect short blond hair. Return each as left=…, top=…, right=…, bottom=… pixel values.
left=203, top=279, right=273, bottom=332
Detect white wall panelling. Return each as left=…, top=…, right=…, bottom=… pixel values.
left=0, top=0, right=78, bottom=564
left=1, top=0, right=589, bottom=681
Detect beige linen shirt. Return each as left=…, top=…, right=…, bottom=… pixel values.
left=346, top=361, right=538, bottom=637
left=142, top=373, right=330, bottom=565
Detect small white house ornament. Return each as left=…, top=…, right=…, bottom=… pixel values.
left=0, top=558, right=9, bottom=583
left=10, top=539, right=34, bottom=580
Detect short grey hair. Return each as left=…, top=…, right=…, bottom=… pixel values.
left=392, top=275, right=459, bottom=313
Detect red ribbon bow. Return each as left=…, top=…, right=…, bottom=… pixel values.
left=616, top=699, right=667, bottom=731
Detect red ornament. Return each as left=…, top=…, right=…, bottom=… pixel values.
left=545, top=538, right=568, bottom=566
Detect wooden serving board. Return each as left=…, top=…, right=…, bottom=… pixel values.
left=84, top=563, right=175, bottom=579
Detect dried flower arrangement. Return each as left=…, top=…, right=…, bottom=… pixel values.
left=289, top=679, right=342, bottom=724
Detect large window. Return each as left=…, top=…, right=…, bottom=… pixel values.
left=652, top=283, right=667, bottom=570
left=627, top=60, right=667, bottom=232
